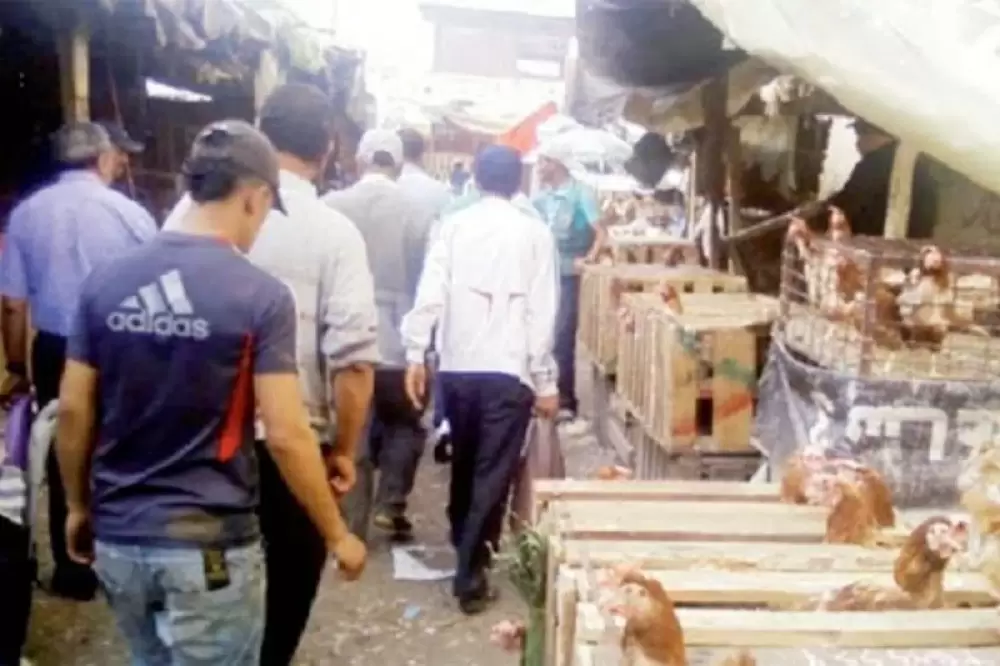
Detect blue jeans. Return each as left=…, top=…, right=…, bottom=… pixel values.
left=93, top=541, right=265, bottom=666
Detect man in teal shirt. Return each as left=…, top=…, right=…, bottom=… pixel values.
left=533, top=148, right=605, bottom=422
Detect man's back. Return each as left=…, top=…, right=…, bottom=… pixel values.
left=1, top=171, right=155, bottom=335
left=72, top=232, right=293, bottom=548
left=397, top=163, right=449, bottom=240
left=431, top=197, right=556, bottom=381
left=324, top=175, right=417, bottom=366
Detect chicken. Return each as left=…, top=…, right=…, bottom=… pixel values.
left=595, top=465, right=634, bottom=481
left=604, top=569, right=686, bottom=666
left=489, top=619, right=525, bottom=653
left=602, top=567, right=759, bottom=666
left=792, top=516, right=968, bottom=611
left=831, top=459, right=896, bottom=528
left=779, top=449, right=830, bottom=504
left=894, top=516, right=969, bottom=608
left=602, top=566, right=759, bottom=666
left=804, top=469, right=880, bottom=547
left=831, top=253, right=904, bottom=350
left=787, top=208, right=852, bottom=311
left=713, top=651, right=757, bottom=666
left=959, top=442, right=1000, bottom=599
left=898, top=245, right=989, bottom=350
left=658, top=283, right=683, bottom=313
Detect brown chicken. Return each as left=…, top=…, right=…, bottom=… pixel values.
left=832, top=253, right=905, bottom=350
left=832, top=459, right=896, bottom=528
left=805, top=469, right=881, bottom=547
left=898, top=245, right=989, bottom=350
left=779, top=450, right=830, bottom=504
left=959, top=442, right=1000, bottom=599
left=658, top=283, right=683, bottom=313
left=606, top=569, right=687, bottom=666
left=603, top=567, right=758, bottom=666
left=793, top=516, right=968, bottom=611
left=595, top=465, right=634, bottom=481
left=714, top=650, right=757, bottom=666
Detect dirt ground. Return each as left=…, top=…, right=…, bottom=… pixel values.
left=23, top=417, right=614, bottom=666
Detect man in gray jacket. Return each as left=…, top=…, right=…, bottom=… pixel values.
left=324, top=130, right=426, bottom=541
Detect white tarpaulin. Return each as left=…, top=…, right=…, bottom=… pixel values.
left=688, top=0, right=1000, bottom=195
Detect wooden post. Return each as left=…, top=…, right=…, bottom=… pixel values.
left=57, top=20, right=90, bottom=123
left=726, top=124, right=744, bottom=274
left=254, top=49, right=286, bottom=113
left=883, top=140, right=918, bottom=239
left=699, top=76, right=728, bottom=269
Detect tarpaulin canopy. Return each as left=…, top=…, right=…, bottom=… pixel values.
left=688, top=0, right=1000, bottom=195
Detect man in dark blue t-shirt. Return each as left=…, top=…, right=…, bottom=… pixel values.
left=54, top=120, right=366, bottom=665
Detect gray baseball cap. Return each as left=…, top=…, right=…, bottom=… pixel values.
left=185, top=119, right=286, bottom=214
left=98, top=121, right=144, bottom=154
left=53, top=122, right=115, bottom=165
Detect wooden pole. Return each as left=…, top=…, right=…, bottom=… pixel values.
left=883, top=140, right=918, bottom=239
left=699, top=76, right=728, bottom=269
left=57, top=19, right=90, bottom=123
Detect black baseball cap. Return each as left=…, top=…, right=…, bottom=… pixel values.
left=98, top=121, right=144, bottom=154
left=185, top=119, right=286, bottom=214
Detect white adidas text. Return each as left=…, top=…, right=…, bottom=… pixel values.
left=106, top=269, right=211, bottom=341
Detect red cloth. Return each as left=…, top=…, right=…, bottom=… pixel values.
left=497, top=102, right=558, bottom=155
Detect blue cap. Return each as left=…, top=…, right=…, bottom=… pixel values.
left=474, top=145, right=522, bottom=198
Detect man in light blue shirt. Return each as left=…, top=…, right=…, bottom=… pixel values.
left=0, top=121, right=155, bottom=607
left=533, top=147, right=605, bottom=423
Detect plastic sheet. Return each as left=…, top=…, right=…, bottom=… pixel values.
left=755, top=340, right=1000, bottom=508
left=689, top=0, right=1000, bottom=195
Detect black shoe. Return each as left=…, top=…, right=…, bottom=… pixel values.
left=458, top=586, right=499, bottom=616
left=373, top=512, right=415, bottom=543
left=48, top=567, right=98, bottom=602
left=433, top=432, right=453, bottom=464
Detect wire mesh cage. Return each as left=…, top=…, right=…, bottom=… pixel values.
left=778, top=233, right=1000, bottom=379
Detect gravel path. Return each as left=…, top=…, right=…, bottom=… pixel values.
left=23, top=418, right=613, bottom=666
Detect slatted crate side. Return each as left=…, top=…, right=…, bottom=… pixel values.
left=640, top=294, right=779, bottom=454
left=594, top=268, right=748, bottom=371
left=577, top=268, right=601, bottom=359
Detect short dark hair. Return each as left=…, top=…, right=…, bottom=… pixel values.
left=398, top=128, right=426, bottom=161
left=258, top=83, right=333, bottom=163
left=183, top=157, right=242, bottom=204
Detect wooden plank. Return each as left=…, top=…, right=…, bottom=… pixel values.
left=711, top=328, right=756, bottom=451
left=668, top=321, right=700, bottom=450
left=564, top=567, right=994, bottom=607
left=576, top=604, right=1000, bottom=648
left=533, top=479, right=781, bottom=505
left=550, top=500, right=828, bottom=543
left=557, top=540, right=980, bottom=573
left=577, top=644, right=1000, bottom=666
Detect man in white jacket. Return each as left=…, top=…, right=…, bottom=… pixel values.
left=401, top=145, right=559, bottom=615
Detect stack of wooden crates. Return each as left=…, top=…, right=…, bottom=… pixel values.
left=532, top=479, right=999, bottom=666
left=577, top=236, right=780, bottom=480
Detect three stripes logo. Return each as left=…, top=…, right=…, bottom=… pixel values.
left=106, top=269, right=210, bottom=340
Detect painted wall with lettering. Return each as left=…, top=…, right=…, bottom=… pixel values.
left=755, top=340, right=1000, bottom=507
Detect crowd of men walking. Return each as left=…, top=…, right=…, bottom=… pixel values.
left=0, top=81, right=603, bottom=666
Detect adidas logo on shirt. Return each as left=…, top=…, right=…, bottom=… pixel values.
left=107, top=269, right=210, bottom=340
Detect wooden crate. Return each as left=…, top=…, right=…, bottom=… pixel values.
left=538, top=485, right=993, bottom=666
left=580, top=265, right=747, bottom=374
left=617, top=292, right=779, bottom=453
left=607, top=236, right=700, bottom=265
